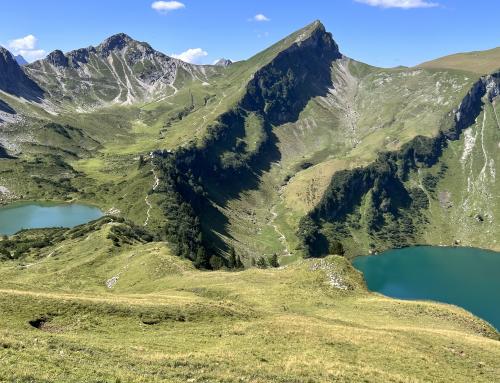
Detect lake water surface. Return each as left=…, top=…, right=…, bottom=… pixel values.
left=0, top=202, right=103, bottom=235
left=353, top=246, right=500, bottom=330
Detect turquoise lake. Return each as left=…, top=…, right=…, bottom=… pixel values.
left=353, top=246, right=500, bottom=330
left=0, top=202, right=103, bottom=235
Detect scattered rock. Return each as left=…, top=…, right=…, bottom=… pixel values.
left=106, top=276, right=119, bottom=289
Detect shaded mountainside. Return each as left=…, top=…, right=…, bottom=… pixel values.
left=0, top=47, right=43, bottom=101
left=146, top=21, right=341, bottom=266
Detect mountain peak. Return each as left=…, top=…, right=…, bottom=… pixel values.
left=98, top=33, right=136, bottom=54
left=214, top=58, right=233, bottom=67
left=46, top=50, right=69, bottom=67
left=14, top=54, right=28, bottom=66
left=0, top=46, right=13, bottom=60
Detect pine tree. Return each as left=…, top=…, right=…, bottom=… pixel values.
left=269, top=253, right=279, bottom=268
left=256, top=256, right=268, bottom=269
left=228, top=247, right=237, bottom=268
left=194, top=247, right=209, bottom=269
left=209, top=255, right=223, bottom=270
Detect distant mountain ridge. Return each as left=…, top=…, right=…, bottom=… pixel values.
left=214, top=58, right=233, bottom=67
left=14, top=54, right=27, bottom=66
left=418, top=46, right=500, bottom=74
left=23, top=33, right=220, bottom=109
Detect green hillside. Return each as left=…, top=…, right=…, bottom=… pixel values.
left=418, top=46, right=500, bottom=75
left=0, top=219, right=498, bottom=382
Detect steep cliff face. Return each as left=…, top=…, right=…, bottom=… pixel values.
left=242, top=22, right=341, bottom=125
left=299, top=71, right=500, bottom=257
left=0, top=47, right=43, bottom=101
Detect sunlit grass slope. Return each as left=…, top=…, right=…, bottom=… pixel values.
left=0, top=221, right=498, bottom=382
left=419, top=46, right=500, bottom=75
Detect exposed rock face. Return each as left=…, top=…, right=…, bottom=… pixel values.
left=214, top=58, right=233, bottom=67
left=449, top=72, right=500, bottom=139
left=25, top=33, right=217, bottom=109
left=45, top=50, right=69, bottom=68
left=99, top=33, right=133, bottom=55
left=0, top=47, right=43, bottom=101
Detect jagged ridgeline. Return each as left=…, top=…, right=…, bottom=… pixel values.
left=24, top=33, right=218, bottom=108
left=299, top=72, right=500, bottom=257
left=148, top=23, right=341, bottom=267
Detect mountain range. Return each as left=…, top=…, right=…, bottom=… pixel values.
left=0, top=20, right=500, bottom=382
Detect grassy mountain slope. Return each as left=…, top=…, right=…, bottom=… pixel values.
left=420, top=95, right=500, bottom=249
left=299, top=72, right=500, bottom=257
left=221, top=59, right=476, bottom=261
left=0, top=220, right=498, bottom=382
left=419, top=46, right=500, bottom=75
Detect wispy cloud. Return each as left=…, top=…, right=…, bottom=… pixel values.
left=251, top=14, right=270, bottom=22
left=172, top=48, right=208, bottom=64
left=151, top=1, right=185, bottom=14
left=7, top=35, right=46, bottom=62
left=355, top=0, right=439, bottom=8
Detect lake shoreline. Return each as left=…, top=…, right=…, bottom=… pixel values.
left=353, top=246, right=500, bottom=332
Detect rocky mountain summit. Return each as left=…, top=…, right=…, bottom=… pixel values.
left=214, top=58, right=233, bottom=67
left=24, top=33, right=219, bottom=109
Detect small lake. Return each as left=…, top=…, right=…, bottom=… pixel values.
left=0, top=202, right=103, bottom=235
left=353, top=246, right=500, bottom=330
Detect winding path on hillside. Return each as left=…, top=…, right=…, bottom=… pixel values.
left=143, top=153, right=160, bottom=227
left=268, top=174, right=292, bottom=257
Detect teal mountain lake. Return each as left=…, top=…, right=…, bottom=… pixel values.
left=0, top=203, right=103, bottom=235
left=353, top=246, right=500, bottom=330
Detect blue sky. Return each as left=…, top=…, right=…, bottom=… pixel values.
left=1, top=0, right=499, bottom=67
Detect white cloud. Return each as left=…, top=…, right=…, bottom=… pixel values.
left=151, top=1, right=185, bottom=13
left=7, top=34, right=46, bottom=62
left=8, top=35, right=37, bottom=50
left=252, top=14, right=270, bottom=22
left=355, top=0, right=439, bottom=8
left=17, top=49, right=46, bottom=62
left=172, top=48, right=208, bottom=64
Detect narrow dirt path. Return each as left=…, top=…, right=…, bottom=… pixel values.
left=269, top=203, right=290, bottom=257
left=417, top=168, right=433, bottom=210
left=143, top=153, right=160, bottom=227
left=267, top=174, right=292, bottom=257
